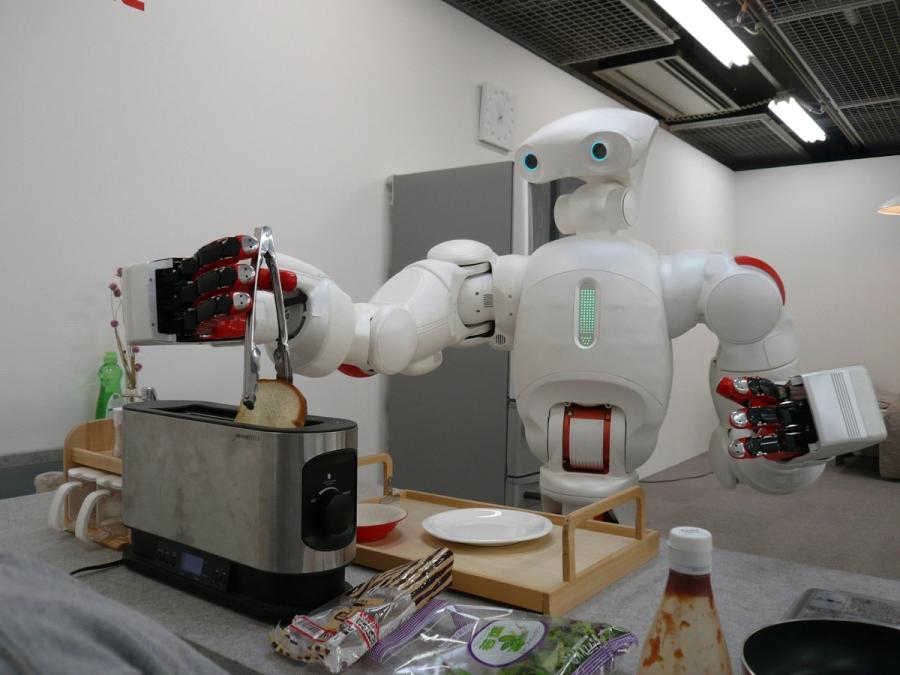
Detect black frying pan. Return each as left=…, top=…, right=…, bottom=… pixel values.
left=742, top=619, right=900, bottom=675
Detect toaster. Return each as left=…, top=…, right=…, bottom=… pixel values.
left=121, top=400, right=357, bottom=620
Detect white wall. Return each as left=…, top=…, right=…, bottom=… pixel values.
left=0, top=0, right=734, bottom=477
left=734, top=155, right=900, bottom=396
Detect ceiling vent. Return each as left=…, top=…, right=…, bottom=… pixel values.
left=594, top=55, right=738, bottom=119
left=759, top=0, right=900, bottom=152
left=445, top=0, right=674, bottom=65
left=669, top=114, right=807, bottom=167
left=840, top=99, right=900, bottom=150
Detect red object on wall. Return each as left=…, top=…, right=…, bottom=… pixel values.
left=735, top=255, right=785, bottom=304
left=121, top=0, right=145, bottom=11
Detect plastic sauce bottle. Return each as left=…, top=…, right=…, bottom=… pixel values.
left=95, top=352, right=123, bottom=419
left=637, top=527, right=731, bottom=675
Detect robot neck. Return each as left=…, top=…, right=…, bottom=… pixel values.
left=553, top=182, right=638, bottom=235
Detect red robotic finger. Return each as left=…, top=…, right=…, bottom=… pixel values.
left=195, top=315, right=248, bottom=341
left=193, top=291, right=252, bottom=323
left=179, top=264, right=298, bottom=304
left=178, top=263, right=255, bottom=303
left=257, top=267, right=298, bottom=293
left=716, top=376, right=787, bottom=407
left=728, top=401, right=813, bottom=435
left=186, top=291, right=252, bottom=340
left=727, top=430, right=809, bottom=462
left=178, top=235, right=260, bottom=279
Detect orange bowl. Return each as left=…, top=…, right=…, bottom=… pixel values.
left=357, top=503, right=407, bottom=543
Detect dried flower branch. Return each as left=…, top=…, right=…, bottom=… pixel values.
left=109, top=272, right=140, bottom=390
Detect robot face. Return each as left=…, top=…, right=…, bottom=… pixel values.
left=514, top=108, right=658, bottom=186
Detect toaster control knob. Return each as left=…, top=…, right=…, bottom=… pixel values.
left=319, top=488, right=354, bottom=535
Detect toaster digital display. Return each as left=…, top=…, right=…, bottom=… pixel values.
left=180, top=552, right=204, bottom=576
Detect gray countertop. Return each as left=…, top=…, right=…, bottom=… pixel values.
left=4, top=491, right=900, bottom=674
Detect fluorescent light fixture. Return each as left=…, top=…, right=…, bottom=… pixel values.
left=653, top=0, right=754, bottom=68
left=768, top=97, right=827, bottom=143
left=878, top=194, right=900, bottom=215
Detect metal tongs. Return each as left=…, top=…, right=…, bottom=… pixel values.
left=241, top=226, right=293, bottom=409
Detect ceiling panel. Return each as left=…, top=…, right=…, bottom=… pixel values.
left=773, top=1, right=900, bottom=107
left=759, top=0, right=885, bottom=22
left=447, top=0, right=673, bottom=64
left=594, top=56, right=738, bottom=118
left=669, top=114, right=808, bottom=167
left=840, top=100, right=900, bottom=151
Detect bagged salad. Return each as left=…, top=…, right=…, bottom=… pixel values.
left=369, top=601, right=636, bottom=674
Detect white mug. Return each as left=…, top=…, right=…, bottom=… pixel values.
left=75, top=474, right=125, bottom=544
left=48, top=467, right=106, bottom=532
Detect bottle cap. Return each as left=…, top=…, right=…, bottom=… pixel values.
left=668, top=526, right=713, bottom=575
left=103, top=352, right=117, bottom=365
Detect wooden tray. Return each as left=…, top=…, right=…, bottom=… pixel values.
left=357, top=454, right=659, bottom=616
left=62, top=418, right=129, bottom=551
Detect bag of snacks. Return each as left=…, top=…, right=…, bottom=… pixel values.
left=369, top=601, right=635, bottom=674
left=271, top=547, right=453, bottom=672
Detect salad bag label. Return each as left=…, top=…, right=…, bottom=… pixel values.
left=469, top=620, right=548, bottom=667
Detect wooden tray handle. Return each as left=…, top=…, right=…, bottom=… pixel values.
left=357, top=452, right=394, bottom=497
left=562, top=485, right=645, bottom=582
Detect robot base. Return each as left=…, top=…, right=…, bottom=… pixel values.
left=539, top=465, right=639, bottom=524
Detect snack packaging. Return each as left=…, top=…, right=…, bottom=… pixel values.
left=369, top=601, right=636, bottom=675
left=271, top=547, right=453, bottom=672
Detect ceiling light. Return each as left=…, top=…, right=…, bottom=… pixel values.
left=653, top=0, right=754, bottom=68
left=767, top=97, right=827, bottom=143
left=878, top=194, right=900, bottom=216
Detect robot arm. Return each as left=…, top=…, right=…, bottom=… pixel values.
left=123, top=235, right=528, bottom=378
left=290, top=239, right=529, bottom=377
left=660, top=251, right=885, bottom=494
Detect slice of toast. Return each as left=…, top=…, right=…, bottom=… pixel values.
left=235, top=379, right=307, bottom=428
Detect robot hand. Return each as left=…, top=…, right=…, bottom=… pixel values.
left=123, top=233, right=361, bottom=377
left=710, top=367, right=886, bottom=494
left=149, top=234, right=303, bottom=342
left=717, top=375, right=817, bottom=462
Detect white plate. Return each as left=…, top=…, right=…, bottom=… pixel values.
left=422, top=508, right=553, bottom=546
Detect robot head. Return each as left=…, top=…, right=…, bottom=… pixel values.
left=514, top=109, right=658, bottom=233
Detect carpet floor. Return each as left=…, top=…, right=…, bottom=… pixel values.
left=639, top=453, right=900, bottom=580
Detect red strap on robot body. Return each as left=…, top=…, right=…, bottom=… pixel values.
left=735, top=255, right=785, bottom=304
left=562, top=404, right=610, bottom=475
left=339, top=364, right=375, bottom=378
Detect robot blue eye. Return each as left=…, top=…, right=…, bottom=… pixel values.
left=590, top=142, right=608, bottom=162
left=523, top=153, right=539, bottom=171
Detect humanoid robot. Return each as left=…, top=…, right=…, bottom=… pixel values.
left=124, top=108, right=885, bottom=515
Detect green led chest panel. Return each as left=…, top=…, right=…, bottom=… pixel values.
left=577, top=285, right=597, bottom=347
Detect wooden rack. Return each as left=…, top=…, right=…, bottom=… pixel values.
left=62, top=418, right=128, bottom=550
left=357, top=453, right=659, bottom=616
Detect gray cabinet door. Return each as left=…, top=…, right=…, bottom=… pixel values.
left=388, top=162, right=512, bottom=503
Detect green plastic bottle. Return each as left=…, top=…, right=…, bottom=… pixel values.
left=95, top=352, right=123, bottom=419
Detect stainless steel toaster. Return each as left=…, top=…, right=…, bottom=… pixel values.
left=121, top=400, right=357, bottom=619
